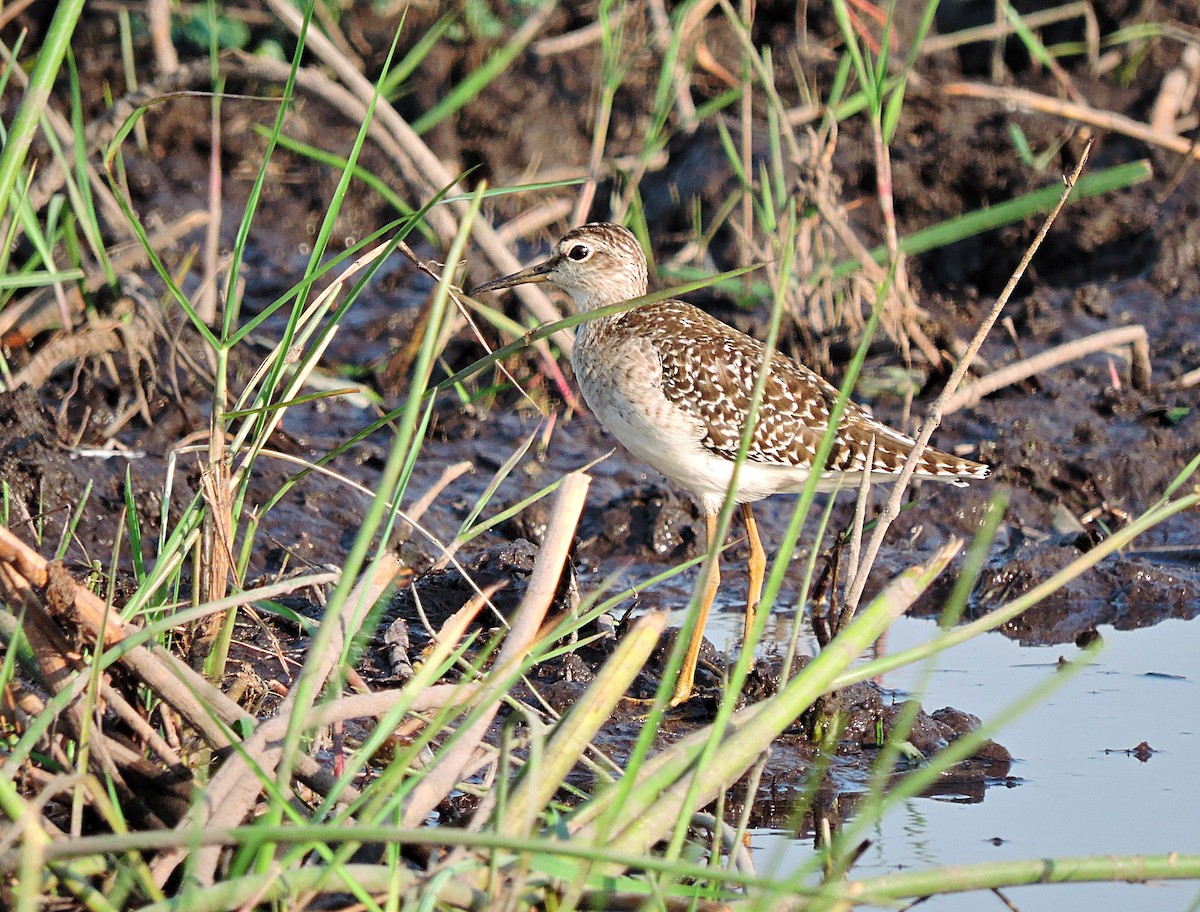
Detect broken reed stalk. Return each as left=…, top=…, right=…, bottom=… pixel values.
left=400, top=470, right=591, bottom=827
left=499, top=609, right=667, bottom=836
left=840, top=142, right=1095, bottom=623
left=0, top=525, right=347, bottom=809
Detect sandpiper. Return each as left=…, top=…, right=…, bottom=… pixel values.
left=472, top=223, right=989, bottom=704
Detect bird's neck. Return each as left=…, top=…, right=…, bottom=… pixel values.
left=571, top=284, right=642, bottom=346
left=566, top=280, right=647, bottom=312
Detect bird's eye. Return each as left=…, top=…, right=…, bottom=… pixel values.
left=567, top=244, right=591, bottom=261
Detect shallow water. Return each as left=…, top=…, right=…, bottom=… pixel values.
left=747, top=613, right=1200, bottom=910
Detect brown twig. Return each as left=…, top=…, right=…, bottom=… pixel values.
left=0, top=561, right=170, bottom=829
left=532, top=5, right=635, bottom=56
left=1163, top=365, right=1200, bottom=390
left=0, top=0, right=40, bottom=31
left=0, top=525, right=341, bottom=803
left=1150, top=44, right=1200, bottom=135
left=147, top=0, right=178, bottom=73
left=494, top=199, right=574, bottom=245
left=146, top=579, right=498, bottom=885
left=922, top=0, right=1100, bottom=73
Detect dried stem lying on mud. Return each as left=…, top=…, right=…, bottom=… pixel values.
left=945, top=323, right=1152, bottom=414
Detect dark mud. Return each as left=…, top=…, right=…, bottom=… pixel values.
left=3, top=1, right=1198, bottom=824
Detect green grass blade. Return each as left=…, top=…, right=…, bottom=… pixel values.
left=381, top=12, right=452, bottom=98
left=412, top=8, right=548, bottom=134
left=0, top=0, right=86, bottom=226
left=834, top=159, right=1152, bottom=275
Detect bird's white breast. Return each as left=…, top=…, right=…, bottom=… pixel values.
left=572, top=327, right=814, bottom=513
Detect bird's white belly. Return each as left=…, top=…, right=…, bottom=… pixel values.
left=591, top=400, right=895, bottom=511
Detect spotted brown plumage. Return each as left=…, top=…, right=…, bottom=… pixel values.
left=471, top=222, right=990, bottom=705
left=609, top=299, right=988, bottom=483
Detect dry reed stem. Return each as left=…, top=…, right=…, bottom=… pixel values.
left=0, top=562, right=169, bottom=828
left=97, top=677, right=184, bottom=768
left=1163, top=365, right=1200, bottom=390
left=508, top=151, right=669, bottom=188
left=262, top=0, right=576, bottom=361
left=177, top=554, right=403, bottom=885
left=0, top=527, right=133, bottom=645
left=393, top=238, right=561, bottom=411
left=401, top=471, right=591, bottom=827
left=0, top=542, right=185, bottom=775
left=10, top=27, right=574, bottom=387
left=311, top=0, right=362, bottom=72
left=217, top=50, right=578, bottom=404
left=401, top=459, right=474, bottom=533
left=1150, top=45, right=1200, bottom=135
left=568, top=103, right=611, bottom=230
left=175, top=579, right=496, bottom=831
left=104, top=210, right=211, bottom=288
left=499, top=609, right=667, bottom=836
left=945, top=81, right=1200, bottom=161
left=844, top=435, right=875, bottom=615
left=714, top=0, right=911, bottom=352
left=738, top=0, right=754, bottom=275
left=147, top=0, right=177, bottom=73
left=944, top=324, right=1152, bottom=414
left=10, top=305, right=149, bottom=390
left=571, top=540, right=960, bottom=855
left=194, top=456, right=234, bottom=662
left=0, top=563, right=81, bottom=705
left=921, top=1, right=1100, bottom=71
left=222, top=50, right=447, bottom=219
left=0, top=285, right=84, bottom=347
left=494, top=199, right=575, bottom=245
left=0, top=525, right=341, bottom=801
left=0, top=0, right=38, bottom=31
left=532, top=5, right=636, bottom=56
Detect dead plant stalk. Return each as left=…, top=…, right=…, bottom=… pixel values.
left=841, top=142, right=1095, bottom=621
left=400, top=471, right=591, bottom=827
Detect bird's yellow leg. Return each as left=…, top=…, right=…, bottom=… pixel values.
left=671, top=510, right=720, bottom=706
left=740, top=502, right=765, bottom=648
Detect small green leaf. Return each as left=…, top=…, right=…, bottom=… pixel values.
left=175, top=8, right=250, bottom=51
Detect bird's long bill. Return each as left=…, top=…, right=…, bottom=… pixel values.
left=469, top=258, right=556, bottom=296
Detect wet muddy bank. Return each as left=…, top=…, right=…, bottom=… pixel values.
left=2, top=1, right=1198, bottom=836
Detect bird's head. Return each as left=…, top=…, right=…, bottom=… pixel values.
left=470, top=222, right=648, bottom=310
